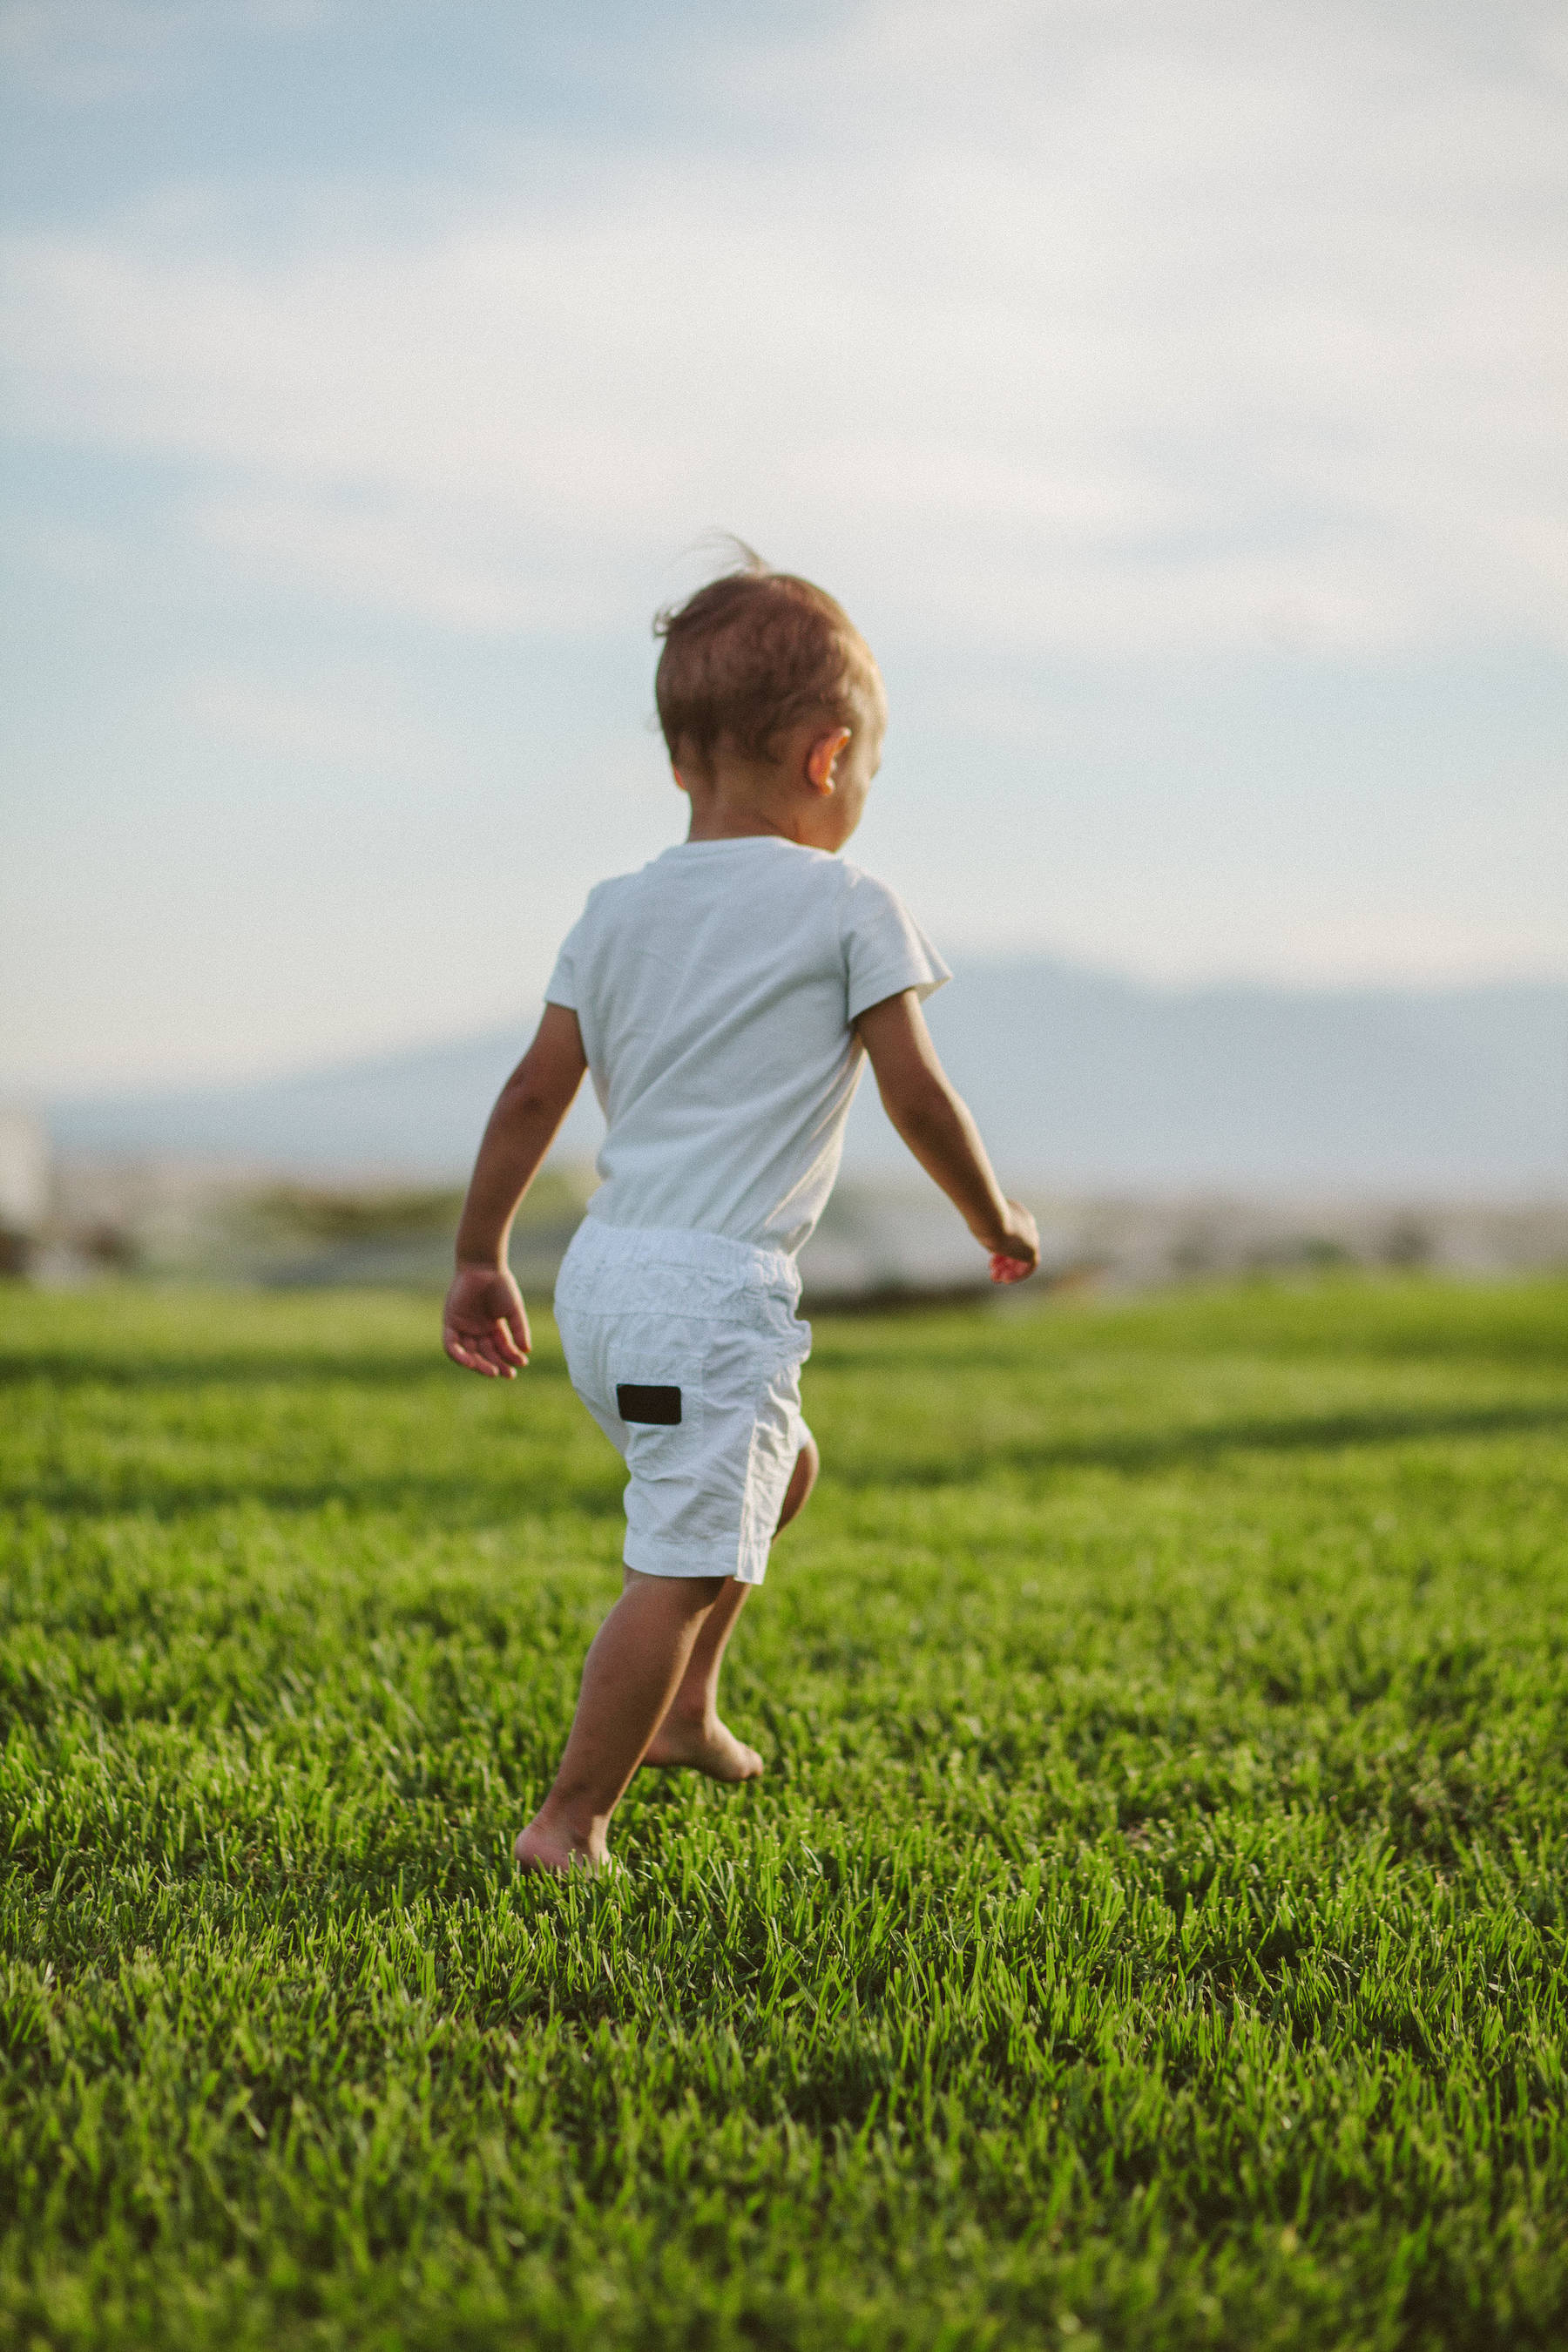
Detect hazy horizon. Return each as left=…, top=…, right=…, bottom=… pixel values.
left=30, top=952, right=1568, bottom=1108
left=38, top=955, right=1568, bottom=1200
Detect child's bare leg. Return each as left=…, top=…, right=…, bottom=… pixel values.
left=645, top=1436, right=820, bottom=1781
left=775, top=1435, right=820, bottom=1536
left=515, top=1569, right=725, bottom=1873
left=641, top=1577, right=760, bottom=1780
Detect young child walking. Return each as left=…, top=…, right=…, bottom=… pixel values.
left=443, top=551, right=1039, bottom=1873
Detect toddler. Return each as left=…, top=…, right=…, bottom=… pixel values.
left=443, top=551, right=1039, bottom=1872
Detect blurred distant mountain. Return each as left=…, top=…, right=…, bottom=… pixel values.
left=909, top=963, right=1568, bottom=1193
left=45, top=961, right=1568, bottom=1196
left=48, top=1028, right=546, bottom=1182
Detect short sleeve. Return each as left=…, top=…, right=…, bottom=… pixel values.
left=839, top=867, right=952, bottom=1024
left=544, top=913, right=585, bottom=1009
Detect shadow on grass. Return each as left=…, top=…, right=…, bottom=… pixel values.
left=12, top=1400, right=1567, bottom=1525
left=9, top=1466, right=627, bottom=1525
left=0, top=1350, right=577, bottom=1393
left=829, top=1397, right=1568, bottom=1489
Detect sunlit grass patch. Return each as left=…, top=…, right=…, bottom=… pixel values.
left=3, top=1276, right=1568, bottom=2349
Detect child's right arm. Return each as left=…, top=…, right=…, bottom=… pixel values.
left=855, top=990, right=1040, bottom=1282
left=443, top=1003, right=589, bottom=1376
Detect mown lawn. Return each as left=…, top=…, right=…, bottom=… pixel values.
left=3, top=1274, right=1568, bottom=2350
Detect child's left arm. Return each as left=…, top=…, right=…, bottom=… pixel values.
left=855, top=989, right=1039, bottom=1282
left=443, top=1003, right=588, bottom=1378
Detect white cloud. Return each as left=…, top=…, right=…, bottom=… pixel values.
left=175, top=667, right=450, bottom=773
left=2, top=2, right=1563, bottom=660
left=3, top=0, right=1566, bottom=1091
left=191, top=495, right=603, bottom=636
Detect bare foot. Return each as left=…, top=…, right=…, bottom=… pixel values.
left=643, top=1715, right=764, bottom=1782
left=512, top=1820, right=611, bottom=1876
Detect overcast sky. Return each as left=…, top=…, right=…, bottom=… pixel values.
left=3, top=0, right=1565, bottom=1092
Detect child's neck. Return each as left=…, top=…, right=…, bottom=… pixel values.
left=679, top=756, right=801, bottom=845
left=685, top=808, right=791, bottom=842
left=674, top=726, right=858, bottom=855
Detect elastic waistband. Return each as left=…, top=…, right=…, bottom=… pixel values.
left=567, top=1216, right=796, bottom=1290
left=556, top=1217, right=802, bottom=1321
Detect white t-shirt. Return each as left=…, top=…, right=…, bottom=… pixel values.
left=545, top=837, right=950, bottom=1258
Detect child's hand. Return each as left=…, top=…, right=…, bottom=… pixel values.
left=443, top=1264, right=531, bottom=1377
left=987, top=1200, right=1040, bottom=1285
left=990, top=1254, right=1034, bottom=1284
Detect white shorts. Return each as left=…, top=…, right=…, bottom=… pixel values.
left=552, top=1219, right=814, bottom=1586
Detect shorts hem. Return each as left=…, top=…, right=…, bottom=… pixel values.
left=623, top=1531, right=769, bottom=1587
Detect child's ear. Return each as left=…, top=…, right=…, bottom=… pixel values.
left=806, top=728, right=852, bottom=795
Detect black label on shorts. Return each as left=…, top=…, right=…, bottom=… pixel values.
left=616, top=1382, right=682, bottom=1425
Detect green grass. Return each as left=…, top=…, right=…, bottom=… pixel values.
left=3, top=1274, right=1568, bottom=2350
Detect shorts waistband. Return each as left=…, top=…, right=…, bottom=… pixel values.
left=552, top=1223, right=808, bottom=1355
left=566, top=1216, right=795, bottom=1287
